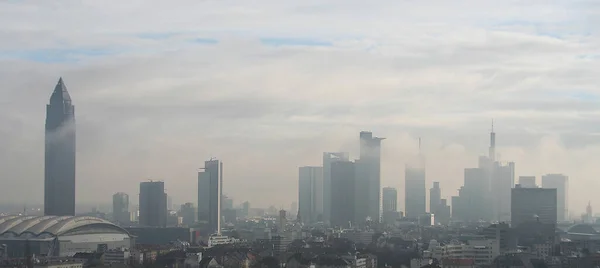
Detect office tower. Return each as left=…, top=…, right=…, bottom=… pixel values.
left=542, top=174, right=569, bottom=222
left=437, top=199, right=451, bottom=224
left=405, top=166, right=426, bottom=218
left=322, top=152, right=350, bottom=223
left=139, top=181, right=167, bottom=227
left=511, top=185, right=557, bottom=227
left=382, top=187, right=398, bottom=212
left=112, top=192, right=130, bottom=224
left=382, top=187, right=399, bottom=225
left=330, top=161, right=356, bottom=227
left=278, top=210, right=287, bottom=232
left=518, top=176, right=537, bottom=188
left=430, top=182, right=441, bottom=213
left=290, top=202, right=297, bottom=218
left=198, top=159, right=223, bottom=234
left=167, top=195, right=173, bottom=211
left=222, top=195, right=234, bottom=210
left=464, top=168, right=488, bottom=221
left=451, top=195, right=464, bottom=220
left=242, top=201, right=250, bottom=218
left=180, top=202, right=197, bottom=226
left=492, top=162, right=515, bottom=222
left=358, top=131, right=384, bottom=223
left=298, top=166, right=324, bottom=224
left=44, top=78, right=76, bottom=216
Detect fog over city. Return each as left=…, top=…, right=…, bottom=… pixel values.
left=0, top=0, right=599, bottom=215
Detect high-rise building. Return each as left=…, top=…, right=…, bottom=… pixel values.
left=492, top=162, right=514, bottom=222
left=437, top=199, right=451, bottom=225
left=322, top=152, right=349, bottom=223
left=222, top=195, right=234, bottom=210
left=542, top=174, right=568, bottom=222
left=242, top=201, right=250, bottom=218
left=518, top=176, right=537, bottom=188
left=405, top=166, right=426, bottom=218
left=511, top=185, right=557, bottom=227
left=382, top=187, right=399, bottom=225
left=298, top=166, right=324, bottom=224
left=382, top=187, right=398, bottom=212
left=278, top=210, right=287, bottom=232
left=358, top=131, right=384, bottom=223
left=330, top=161, right=356, bottom=227
left=198, top=159, right=223, bottom=234
left=290, top=202, right=297, bottom=218
left=44, top=78, right=76, bottom=216
left=180, top=202, right=197, bottom=226
left=430, top=182, right=441, bottom=213
left=464, top=168, right=488, bottom=221
left=139, top=181, right=167, bottom=227
left=112, top=192, right=130, bottom=225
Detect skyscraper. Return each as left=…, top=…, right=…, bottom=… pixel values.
left=405, top=166, right=426, bottom=218
left=357, top=131, right=384, bottom=223
left=542, top=174, right=569, bottom=222
left=180, top=202, right=197, bottom=226
left=112, top=192, right=130, bottom=225
left=298, top=166, right=324, bottom=224
left=430, top=182, right=441, bottom=214
left=518, top=176, right=537, bottom=188
left=139, top=181, right=167, bottom=227
left=322, top=152, right=349, bottom=223
left=44, top=78, right=76, bottom=216
left=330, top=161, right=355, bottom=227
left=511, top=185, right=557, bottom=227
left=198, top=159, right=223, bottom=234
left=382, top=187, right=398, bottom=212
left=492, top=162, right=515, bottom=222
left=382, top=187, right=399, bottom=225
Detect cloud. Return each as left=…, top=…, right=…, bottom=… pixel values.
left=0, top=0, right=598, bottom=214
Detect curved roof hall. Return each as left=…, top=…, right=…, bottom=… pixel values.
left=0, top=215, right=129, bottom=237
left=567, top=224, right=598, bottom=235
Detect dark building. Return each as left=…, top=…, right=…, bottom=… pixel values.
left=511, top=185, right=557, bottom=228
left=322, top=152, right=349, bottom=224
left=357, top=131, right=384, bottom=223
left=112, top=192, right=130, bottom=225
left=139, top=181, right=167, bottom=227
left=330, top=161, right=355, bottom=227
left=198, top=159, right=222, bottom=234
left=44, top=78, right=76, bottom=216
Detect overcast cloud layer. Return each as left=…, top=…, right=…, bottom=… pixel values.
left=0, top=0, right=599, bottom=216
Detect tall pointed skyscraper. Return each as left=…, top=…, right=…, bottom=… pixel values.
left=44, top=77, right=76, bottom=216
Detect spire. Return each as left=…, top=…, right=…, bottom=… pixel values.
left=489, top=119, right=496, bottom=162
left=50, top=77, right=72, bottom=103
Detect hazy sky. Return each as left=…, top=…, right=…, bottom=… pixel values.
left=0, top=1, right=599, bottom=215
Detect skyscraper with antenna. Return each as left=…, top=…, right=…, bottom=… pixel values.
left=489, top=120, right=496, bottom=162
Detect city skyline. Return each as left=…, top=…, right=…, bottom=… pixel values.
left=1, top=1, right=600, bottom=215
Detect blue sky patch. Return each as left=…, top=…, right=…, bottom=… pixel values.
left=191, top=38, right=219, bottom=44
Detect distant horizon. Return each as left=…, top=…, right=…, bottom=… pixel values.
left=1, top=1, right=599, bottom=217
